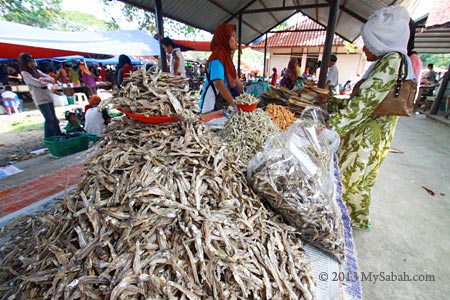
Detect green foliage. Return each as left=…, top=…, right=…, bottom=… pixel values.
left=274, top=21, right=289, bottom=31
left=101, top=0, right=202, bottom=38
left=0, top=0, right=63, bottom=29
left=57, top=11, right=110, bottom=31
left=344, top=41, right=359, bottom=54
left=9, top=119, right=44, bottom=132
left=419, top=53, right=450, bottom=69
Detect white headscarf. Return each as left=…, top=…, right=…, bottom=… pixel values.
left=361, top=6, right=411, bottom=56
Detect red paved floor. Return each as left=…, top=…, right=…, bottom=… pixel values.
left=0, top=163, right=85, bottom=218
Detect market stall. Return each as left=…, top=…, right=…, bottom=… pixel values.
left=0, top=67, right=361, bottom=300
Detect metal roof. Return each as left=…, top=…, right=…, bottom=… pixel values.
left=250, top=18, right=343, bottom=48
left=414, top=15, right=450, bottom=54
left=118, top=0, right=423, bottom=44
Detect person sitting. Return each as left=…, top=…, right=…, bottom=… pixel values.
left=340, top=80, right=352, bottom=95
left=64, top=112, right=84, bottom=133
left=1, top=85, right=22, bottom=115
left=85, top=95, right=111, bottom=135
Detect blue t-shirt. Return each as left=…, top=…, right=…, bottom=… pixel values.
left=199, top=59, right=231, bottom=112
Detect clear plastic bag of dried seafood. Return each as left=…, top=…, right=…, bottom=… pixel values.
left=300, top=106, right=330, bottom=126
left=247, top=120, right=345, bottom=262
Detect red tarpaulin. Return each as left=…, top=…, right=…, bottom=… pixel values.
left=0, top=42, right=88, bottom=59
left=173, top=39, right=211, bottom=52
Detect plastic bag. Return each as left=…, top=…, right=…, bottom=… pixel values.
left=247, top=120, right=345, bottom=262
left=300, top=106, right=330, bottom=126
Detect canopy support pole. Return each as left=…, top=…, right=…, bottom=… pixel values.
left=238, top=11, right=243, bottom=78
left=155, top=0, right=168, bottom=72
left=263, top=32, right=268, bottom=77
left=318, top=0, right=340, bottom=88
left=430, top=63, right=450, bottom=115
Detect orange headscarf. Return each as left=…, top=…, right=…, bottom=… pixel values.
left=79, top=62, right=91, bottom=76
left=205, top=24, right=237, bottom=89
left=89, top=95, right=101, bottom=106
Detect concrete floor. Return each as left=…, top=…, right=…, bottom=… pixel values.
left=353, top=116, right=450, bottom=299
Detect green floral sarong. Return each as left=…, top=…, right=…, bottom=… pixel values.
left=329, top=53, right=403, bottom=229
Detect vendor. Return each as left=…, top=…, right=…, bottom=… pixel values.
left=199, top=24, right=243, bottom=113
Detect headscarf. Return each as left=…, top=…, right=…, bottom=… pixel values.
left=89, top=95, right=101, bottom=106
left=118, top=54, right=131, bottom=69
left=205, top=24, right=237, bottom=89
left=360, top=6, right=411, bottom=56
left=79, top=62, right=91, bottom=75
left=285, top=58, right=298, bottom=84
left=18, top=52, right=40, bottom=79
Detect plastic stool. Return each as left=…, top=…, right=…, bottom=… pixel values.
left=73, top=93, right=88, bottom=105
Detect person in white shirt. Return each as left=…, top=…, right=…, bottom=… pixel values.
left=325, top=54, right=339, bottom=93
left=85, top=95, right=110, bottom=135
left=160, top=37, right=186, bottom=77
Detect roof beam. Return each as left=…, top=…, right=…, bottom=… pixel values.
left=257, top=0, right=282, bottom=24
left=243, top=4, right=328, bottom=14
left=218, top=0, right=263, bottom=35
left=269, top=28, right=326, bottom=33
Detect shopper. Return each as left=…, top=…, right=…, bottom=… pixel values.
left=327, top=6, right=414, bottom=230
left=1, top=86, right=22, bottom=114
left=325, top=54, right=339, bottom=93
left=116, top=54, right=132, bottom=86
left=270, top=67, right=278, bottom=86
left=280, top=58, right=298, bottom=89
left=80, top=63, right=97, bottom=97
left=18, top=52, right=62, bottom=138
left=199, top=24, right=244, bottom=113
left=159, top=36, right=186, bottom=77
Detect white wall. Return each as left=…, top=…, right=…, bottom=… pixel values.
left=335, top=54, right=365, bottom=86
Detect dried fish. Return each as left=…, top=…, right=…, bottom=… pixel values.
left=1, top=70, right=317, bottom=299
left=248, top=126, right=345, bottom=262
left=220, top=109, right=280, bottom=164
left=234, top=93, right=259, bottom=105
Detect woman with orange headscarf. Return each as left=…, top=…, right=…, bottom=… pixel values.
left=80, top=62, right=97, bottom=97
left=199, top=24, right=243, bottom=113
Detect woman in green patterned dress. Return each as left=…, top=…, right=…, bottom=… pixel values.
left=328, top=6, right=415, bottom=230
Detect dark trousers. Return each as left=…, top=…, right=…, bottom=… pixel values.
left=38, top=102, right=61, bottom=138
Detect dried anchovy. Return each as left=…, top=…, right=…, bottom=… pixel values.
left=248, top=147, right=345, bottom=262
left=0, top=119, right=316, bottom=299
left=106, top=66, right=198, bottom=116
left=234, top=93, right=259, bottom=105
left=220, top=109, right=280, bottom=165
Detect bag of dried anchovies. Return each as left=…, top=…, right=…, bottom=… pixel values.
left=247, top=120, right=345, bottom=262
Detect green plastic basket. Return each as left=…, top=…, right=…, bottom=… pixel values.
left=44, top=134, right=89, bottom=157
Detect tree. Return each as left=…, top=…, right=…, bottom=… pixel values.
left=101, top=0, right=203, bottom=38
left=0, top=0, right=63, bottom=29
left=58, top=11, right=111, bottom=31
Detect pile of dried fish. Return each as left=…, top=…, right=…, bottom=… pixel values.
left=221, top=109, right=280, bottom=164
left=247, top=127, right=345, bottom=262
left=0, top=116, right=316, bottom=299
left=265, top=104, right=297, bottom=130
left=108, top=66, right=196, bottom=116
left=234, top=93, right=259, bottom=105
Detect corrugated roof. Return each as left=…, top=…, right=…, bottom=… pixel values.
left=118, top=0, right=424, bottom=45
left=250, top=18, right=343, bottom=48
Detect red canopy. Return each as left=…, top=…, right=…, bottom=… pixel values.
left=173, top=39, right=211, bottom=52
left=0, top=42, right=88, bottom=59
